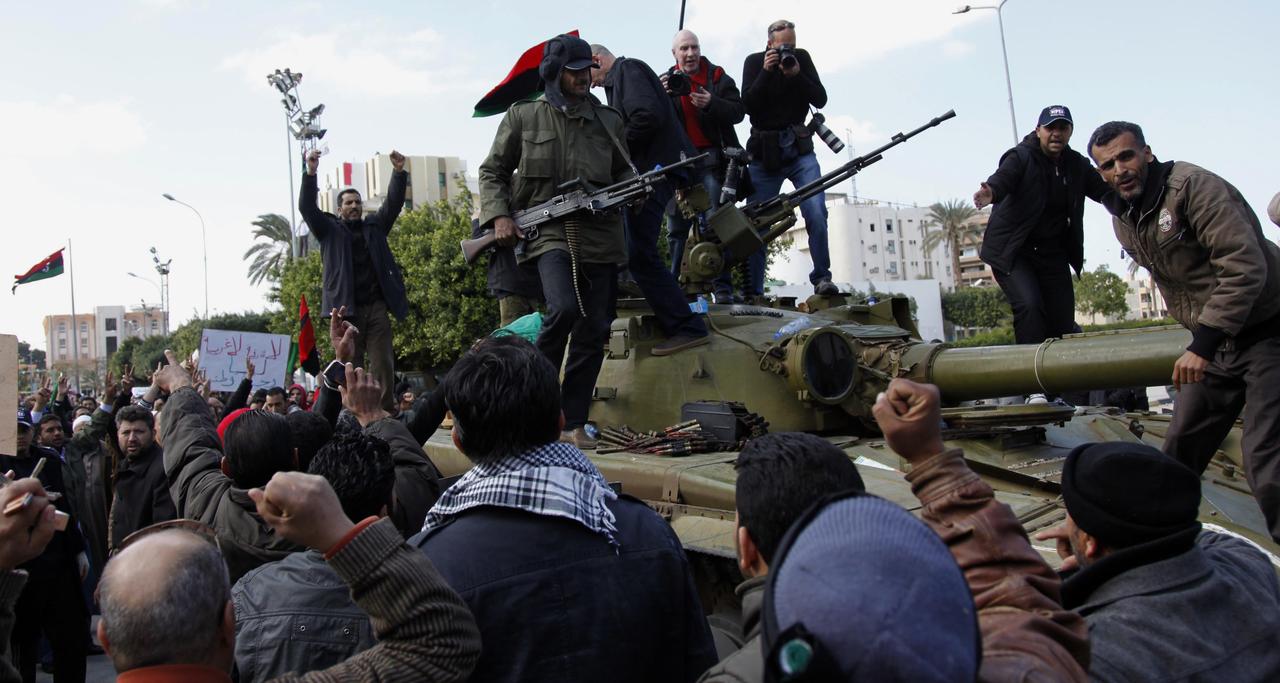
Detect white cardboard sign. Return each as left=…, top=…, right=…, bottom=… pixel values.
left=197, top=329, right=292, bottom=392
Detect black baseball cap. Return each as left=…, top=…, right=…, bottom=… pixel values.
left=1038, top=105, right=1073, bottom=127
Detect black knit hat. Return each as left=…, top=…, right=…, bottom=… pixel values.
left=1061, top=442, right=1201, bottom=548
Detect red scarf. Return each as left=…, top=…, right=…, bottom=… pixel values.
left=678, top=60, right=714, bottom=149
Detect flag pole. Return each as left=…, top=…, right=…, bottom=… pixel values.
left=67, top=238, right=82, bottom=393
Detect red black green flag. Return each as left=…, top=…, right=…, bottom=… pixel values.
left=297, top=294, right=320, bottom=376
left=12, top=248, right=65, bottom=294
left=473, top=30, right=579, bottom=117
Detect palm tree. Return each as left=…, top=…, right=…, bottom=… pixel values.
left=243, top=214, right=293, bottom=285
left=922, top=200, right=980, bottom=289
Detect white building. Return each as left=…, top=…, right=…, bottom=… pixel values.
left=769, top=197, right=959, bottom=292
left=1126, top=271, right=1169, bottom=320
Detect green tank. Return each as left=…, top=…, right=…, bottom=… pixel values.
left=437, top=111, right=1278, bottom=636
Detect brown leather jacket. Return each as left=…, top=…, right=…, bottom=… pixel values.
left=905, top=449, right=1090, bottom=682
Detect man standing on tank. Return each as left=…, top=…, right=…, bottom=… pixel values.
left=479, top=34, right=634, bottom=449
left=1089, top=120, right=1280, bottom=545
left=973, top=105, right=1111, bottom=402
left=741, top=19, right=838, bottom=298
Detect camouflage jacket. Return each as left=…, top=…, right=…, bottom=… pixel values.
left=478, top=95, right=634, bottom=265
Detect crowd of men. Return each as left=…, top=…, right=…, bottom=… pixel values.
left=7, top=16, right=1280, bottom=683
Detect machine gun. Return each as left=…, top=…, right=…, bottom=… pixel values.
left=461, top=152, right=709, bottom=264
left=679, top=110, right=957, bottom=292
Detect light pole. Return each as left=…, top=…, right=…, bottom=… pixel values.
left=127, top=272, right=164, bottom=336
left=954, top=2, right=1018, bottom=144
left=162, top=193, right=209, bottom=319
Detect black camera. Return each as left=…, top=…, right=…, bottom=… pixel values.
left=775, top=44, right=798, bottom=70
left=665, top=67, right=691, bottom=97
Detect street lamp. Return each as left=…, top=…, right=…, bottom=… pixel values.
left=954, top=2, right=1019, bottom=144
left=162, top=193, right=209, bottom=319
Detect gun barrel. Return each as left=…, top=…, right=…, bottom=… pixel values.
left=904, top=325, right=1189, bottom=401
left=746, top=110, right=956, bottom=221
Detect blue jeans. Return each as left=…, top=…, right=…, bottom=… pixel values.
left=535, top=250, right=617, bottom=429
left=626, top=183, right=708, bottom=339
left=745, top=151, right=831, bottom=295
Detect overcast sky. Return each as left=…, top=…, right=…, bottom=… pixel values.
left=3, top=0, right=1277, bottom=349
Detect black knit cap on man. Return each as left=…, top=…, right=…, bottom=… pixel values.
left=974, top=105, right=1112, bottom=364
left=478, top=33, right=635, bottom=449
left=1050, top=442, right=1280, bottom=681
left=299, top=146, right=410, bottom=411
left=1088, top=120, right=1280, bottom=545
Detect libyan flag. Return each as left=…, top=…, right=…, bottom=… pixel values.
left=287, top=294, right=321, bottom=377
left=13, top=248, right=65, bottom=294
left=473, top=30, right=579, bottom=117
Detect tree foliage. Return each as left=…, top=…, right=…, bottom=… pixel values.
left=923, top=199, right=981, bottom=289
left=109, top=334, right=173, bottom=381
left=244, top=214, right=294, bottom=286
left=170, top=311, right=274, bottom=361
left=1074, top=265, right=1130, bottom=324
left=17, top=341, right=45, bottom=370
left=270, top=251, right=330, bottom=361
left=942, top=286, right=1011, bottom=329
left=390, top=188, right=497, bottom=370
left=270, top=187, right=497, bottom=374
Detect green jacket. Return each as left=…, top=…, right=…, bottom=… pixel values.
left=479, top=95, right=634, bottom=265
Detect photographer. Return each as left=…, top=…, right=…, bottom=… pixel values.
left=661, top=29, right=746, bottom=295
left=741, top=19, right=837, bottom=297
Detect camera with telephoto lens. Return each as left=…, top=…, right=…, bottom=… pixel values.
left=775, top=44, right=798, bottom=70
left=719, top=147, right=748, bottom=206
left=665, top=66, right=691, bottom=97
left=808, top=112, right=845, bottom=153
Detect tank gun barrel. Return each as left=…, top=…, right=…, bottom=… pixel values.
left=903, top=326, right=1190, bottom=401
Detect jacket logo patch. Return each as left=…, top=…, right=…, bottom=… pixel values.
left=1158, top=208, right=1174, bottom=234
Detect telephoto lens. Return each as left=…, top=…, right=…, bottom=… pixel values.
left=808, top=113, right=845, bottom=154
left=720, top=148, right=747, bottom=206
left=666, top=67, right=691, bottom=97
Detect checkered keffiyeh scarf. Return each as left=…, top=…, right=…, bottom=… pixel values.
left=423, top=442, right=620, bottom=549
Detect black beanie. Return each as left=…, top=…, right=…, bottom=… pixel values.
left=1061, top=441, right=1201, bottom=548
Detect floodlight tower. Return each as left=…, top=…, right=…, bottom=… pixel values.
left=267, top=69, right=328, bottom=260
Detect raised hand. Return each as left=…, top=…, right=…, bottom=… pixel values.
left=249, top=472, right=355, bottom=553
left=389, top=150, right=406, bottom=172
left=339, top=363, right=387, bottom=427
left=871, top=378, right=946, bottom=464
left=306, top=148, right=322, bottom=175
left=245, top=355, right=256, bottom=382
left=152, top=350, right=193, bottom=394
left=329, top=306, right=358, bottom=364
